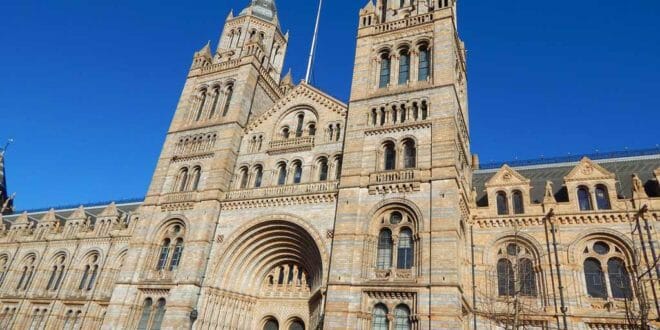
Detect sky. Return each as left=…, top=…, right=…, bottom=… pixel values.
left=0, top=0, right=658, bottom=211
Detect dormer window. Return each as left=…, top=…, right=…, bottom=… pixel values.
left=595, top=185, right=611, bottom=210
left=512, top=190, right=524, bottom=214
left=578, top=186, right=593, bottom=211
left=496, top=192, right=508, bottom=215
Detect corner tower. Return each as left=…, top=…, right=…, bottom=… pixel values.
left=103, top=0, right=291, bottom=328
left=325, top=0, right=473, bottom=328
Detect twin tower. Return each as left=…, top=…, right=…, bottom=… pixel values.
left=105, top=0, right=472, bottom=328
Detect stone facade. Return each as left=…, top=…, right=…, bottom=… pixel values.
left=1, top=0, right=659, bottom=329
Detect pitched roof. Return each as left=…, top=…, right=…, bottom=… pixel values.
left=473, top=153, right=660, bottom=207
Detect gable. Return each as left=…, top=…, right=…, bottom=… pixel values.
left=484, top=165, right=530, bottom=188
left=564, top=157, right=615, bottom=182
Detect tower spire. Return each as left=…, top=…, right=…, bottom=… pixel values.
left=0, top=139, right=14, bottom=215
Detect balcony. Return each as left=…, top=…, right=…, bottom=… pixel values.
left=267, top=136, right=315, bottom=155
left=226, top=181, right=339, bottom=201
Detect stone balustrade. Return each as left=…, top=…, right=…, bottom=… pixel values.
left=226, top=181, right=339, bottom=201
left=267, top=136, right=315, bottom=154
left=370, top=169, right=417, bottom=184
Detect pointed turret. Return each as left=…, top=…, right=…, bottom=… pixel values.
left=0, top=144, right=13, bottom=215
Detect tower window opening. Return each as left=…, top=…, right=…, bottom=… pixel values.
left=398, top=49, right=410, bottom=85
left=379, top=52, right=391, bottom=88
left=419, top=44, right=430, bottom=81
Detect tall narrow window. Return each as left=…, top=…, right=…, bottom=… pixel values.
left=335, top=124, right=341, bottom=141
left=156, top=239, right=171, bottom=271
left=398, top=49, right=410, bottom=85
left=46, top=266, right=58, bottom=291
left=519, top=258, right=537, bottom=296
left=152, top=298, right=167, bottom=329
left=376, top=229, right=393, bottom=269
left=403, top=140, right=416, bottom=168
left=177, top=168, right=189, bottom=192
left=379, top=53, right=391, bottom=88
left=295, top=114, right=305, bottom=137
left=17, top=266, right=27, bottom=290
left=334, top=157, right=343, bottom=180
left=595, top=185, right=611, bottom=210
left=578, top=186, right=593, bottom=211
left=497, top=259, right=515, bottom=296
left=421, top=101, right=428, bottom=119
left=195, top=90, right=206, bottom=121
left=87, top=265, right=99, bottom=290
left=384, top=142, right=396, bottom=171
left=209, top=88, right=220, bottom=119
left=190, top=167, right=201, bottom=191
left=293, top=162, right=303, bottom=184
left=496, top=192, right=508, bottom=215
left=308, top=124, right=316, bottom=136
left=319, top=159, right=329, bottom=181
left=277, top=164, right=288, bottom=186
left=169, top=239, right=184, bottom=271
left=79, top=265, right=90, bottom=290
left=418, top=45, right=430, bottom=81
left=394, top=304, right=411, bottom=330
left=282, top=127, right=290, bottom=139
left=254, top=166, right=263, bottom=188
left=584, top=258, right=607, bottom=298
left=372, top=304, right=389, bottom=330
left=397, top=229, right=414, bottom=269
left=512, top=190, right=524, bottom=214
left=137, top=298, right=153, bottom=330
left=222, top=85, right=233, bottom=117
left=239, top=168, right=249, bottom=189
left=608, top=258, right=632, bottom=299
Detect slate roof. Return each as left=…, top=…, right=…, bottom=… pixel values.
left=2, top=200, right=142, bottom=227
left=473, top=154, right=660, bottom=207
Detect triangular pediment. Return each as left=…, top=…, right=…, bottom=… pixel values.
left=246, top=82, right=347, bottom=133
left=99, top=202, right=120, bottom=218
left=485, top=165, right=530, bottom=187
left=68, top=206, right=87, bottom=221
left=565, top=157, right=615, bottom=181
left=41, top=208, right=59, bottom=222
left=15, top=211, right=30, bottom=224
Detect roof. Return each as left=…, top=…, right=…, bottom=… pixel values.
left=239, top=0, right=279, bottom=25
left=473, top=153, right=660, bottom=207
left=2, top=200, right=143, bottom=226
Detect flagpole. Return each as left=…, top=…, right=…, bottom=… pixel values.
left=305, top=0, right=323, bottom=83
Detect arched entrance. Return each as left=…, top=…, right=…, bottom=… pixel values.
left=198, top=219, right=324, bottom=329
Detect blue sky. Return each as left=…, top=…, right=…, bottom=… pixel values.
left=1, top=0, right=658, bottom=210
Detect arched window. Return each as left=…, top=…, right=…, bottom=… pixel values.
left=155, top=224, right=185, bottom=272
left=281, top=127, right=290, bottom=139
left=239, top=167, right=249, bottom=189
left=608, top=258, right=632, bottom=299
left=403, top=140, right=416, bottom=168
left=17, top=256, right=35, bottom=291
left=78, top=254, right=100, bottom=291
left=394, top=304, right=411, bottom=330
left=289, top=320, right=305, bottom=330
left=379, top=52, right=391, bottom=88
left=169, top=238, right=184, bottom=271
left=277, top=163, right=288, bottom=186
left=595, top=185, right=611, bottom=210
left=295, top=114, right=305, bottom=137
left=421, top=101, right=428, bottom=119
left=583, top=240, right=632, bottom=300
left=398, top=49, right=410, bottom=85
left=195, top=90, right=207, bottom=121
left=584, top=258, right=607, bottom=298
left=372, top=304, right=389, bottom=330
left=578, top=186, right=593, bottom=211
left=512, top=190, right=524, bottom=214
left=209, top=87, right=220, bottom=119
left=334, top=156, right=343, bottom=180
left=151, top=298, right=167, bottom=329
left=496, top=192, right=508, bottom=215
left=190, top=166, right=201, bottom=191
left=292, top=162, right=303, bottom=184
left=318, top=158, right=329, bottom=181
left=47, top=255, right=66, bottom=291
left=156, top=238, right=171, bottom=271
left=497, top=259, right=515, bottom=296
left=497, top=243, right=537, bottom=297
left=264, top=319, right=279, bottom=330
left=137, top=298, right=153, bottom=330
left=0, top=256, right=8, bottom=286
left=308, top=123, right=316, bottom=136
left=176, top=168, right=189, bottom=192
left=376, top=229, right=393, bottom=269
left=384, top=142, right=396, bottom=171
left=418, top=44, right=430, bottom=81
left=397, top=228, right=414, bottom=269
left=222, top=85, right=233, bottom=117
left=335, top=124, right=342, bottom=141
left=254, top=166, right=264, bottom=188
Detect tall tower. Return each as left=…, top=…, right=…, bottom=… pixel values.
left=325, top=0, right=472, bottom=328
left=0, top=148, right=12, bottom=215
left=103, top=0, right=290, bottom=328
